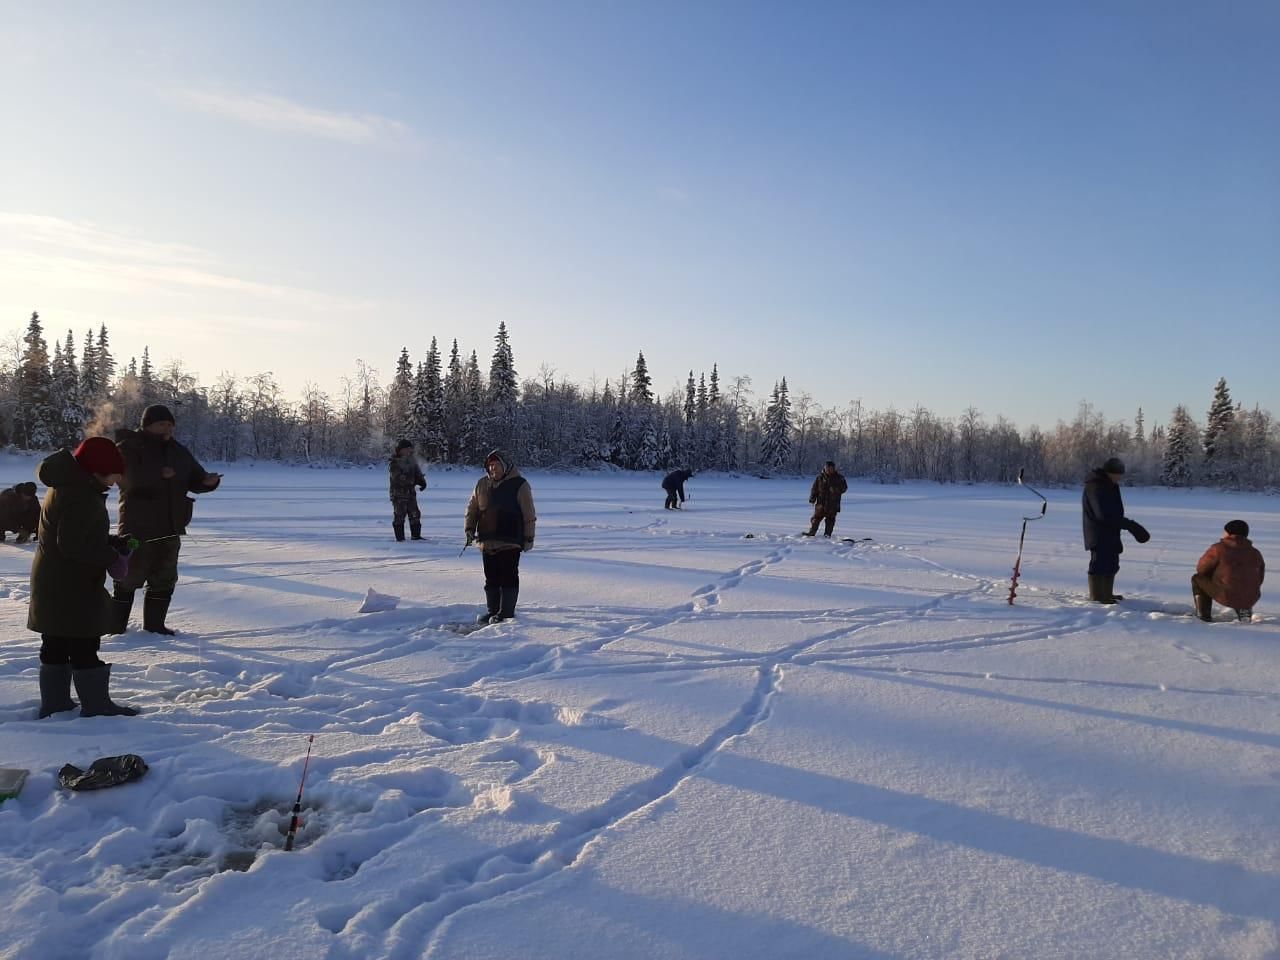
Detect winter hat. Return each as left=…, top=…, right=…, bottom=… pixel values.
left=141, top=404, right=175, bottom=428
left=1101, top=457, right=1125, bottom=475
left=395, top=439, right=413, bottom=453
left=825, top=460, right=836, bottom=468
left=485, top=449, right=511, bottom=474
left=1224, top=519, right=1249, bottom=537
left=73, top=437, right=125, bottom=476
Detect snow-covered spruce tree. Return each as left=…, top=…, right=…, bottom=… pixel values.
left=408, top=362, right=430, bottom=452
left=17, top=312, right=55, bottom=449
left=631, top=351, right=653, bottom=406
left=1202, top=377, right=1237, bottom=486
left=487, top=322, right=518, bottom=450
left=761, top=378, right=793, bottom=471
left=139, top=347, right=156, bottom=405
left=1242, top=406, right=1272, bottom=489
left=52, top=329, right=85, bottom=447
left=423, top=337, right=446, bottom=461
left=1161, top=404, right=1199, bottom=487
left=444, top=339, right=464, bottom=462
left=386, top=347, right=414, bottom=441
left=461, top=350, right=484, bottom=462
left=79, top=328, right=100, bottom=411
left=95, top=324, right=116, bottom=398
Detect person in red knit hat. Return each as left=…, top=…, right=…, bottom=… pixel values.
left=27, top=437, right=139, bottom=718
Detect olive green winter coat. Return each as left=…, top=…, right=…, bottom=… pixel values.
left=27, top=449, right=117, bottom=638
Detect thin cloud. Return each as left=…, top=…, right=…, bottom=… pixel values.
left=174, top=89, right=410, bottom=144
left=0, top=212, right=370, bottom=312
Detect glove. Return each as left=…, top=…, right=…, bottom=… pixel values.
left=809, top=498, right=815, bottom=505
left=107, top=535, right=130, bottom=554
left=1128, top=521, right=1151, bottom=544
left=465, top=532, right=475, bottom=547
left=417, top=481, right=426, bottom=491
left=107, top=550, right=131, bottom=581
left=522, top=538, right=533, bottom=553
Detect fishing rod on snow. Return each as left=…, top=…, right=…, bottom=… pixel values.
left=283, top=734, right=315, bottom=851
left=1007, top=468, right=1048, bottom=605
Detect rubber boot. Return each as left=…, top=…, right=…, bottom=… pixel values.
left=73, top=664, right=138, bottom=717
left=410, top=520, right=423, bottom=541
left=109, top=587, right=136, bottom=635
left=1088, top=576, right=1117, bottom=604
left=477, top=586, right=501, bottom=624
left=143, top=595, right=176, bottom=636
left=1103, top=576, right=1124, bottom=602
left=39, top=663, right=78, bottom=718
left=491, top=585, right=519, bottom=623
left=1194, top=591, right=1213, bottom=622
left=393, top=521, right=405, bottom=542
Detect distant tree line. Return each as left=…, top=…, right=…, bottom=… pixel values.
left=2, top=311, right=1277, bottom=489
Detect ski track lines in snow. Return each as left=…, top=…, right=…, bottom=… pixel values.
left=2, top=466, right=1279, bottom=959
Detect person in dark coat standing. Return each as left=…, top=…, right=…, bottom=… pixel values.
left=389, top=439, right=427, bottom=541
left=1193, top=519, right=1264, bottom=622
left=0, top=481, right=40, bottom=542
left=29, top=438, right=138, bottom=717
left=111, top=404, right=222, bottom=635
left=806, top=461, right=849, bottom=537
left=465, top=450, right=536, bottom=623
left=662, top=469, right=693, bottom=510
left=1081, top=457, right=1149, bottom=603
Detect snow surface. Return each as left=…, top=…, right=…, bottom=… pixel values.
left=1, top=457, right=1278, bottom=959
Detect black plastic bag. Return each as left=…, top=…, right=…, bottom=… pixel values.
left=58, top=754, right=149, bottom=791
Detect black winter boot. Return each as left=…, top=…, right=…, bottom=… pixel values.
left=109, top=587, right=136, bottom=635
left=1088, top=576, right=1117, bottom=604
left=1194, top=591, right=1213, bottom=622
left=73, top=664, right=139, bottom=717
left=39, top=664, right=78, bottom=718
left=410, top=520, right=423, bottom=540
left=393, top=521, right=405, bottom=542
left=477, top=586, right=501, bottom=624
left=491, top=585, right=519, bottom=623
left=1103, top=576, right=1124, bottom=601
left=143, top=595, right=176, bottom=636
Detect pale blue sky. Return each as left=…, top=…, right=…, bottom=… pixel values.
left=1, top=1, right=1276, bottom=429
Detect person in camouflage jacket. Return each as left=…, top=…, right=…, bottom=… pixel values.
left=806, top=461, right=848, bottom=537
left=389, top=439, right=427, bottom=541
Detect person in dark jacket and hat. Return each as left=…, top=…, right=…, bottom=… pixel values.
left=1193, top=519, right=1264, bottom=622
left=806, top=461, right=849, bottom=537
left=29, top=437, right=138, bottom=717
left=662, top=469, right=693, bottom=510
left=389, top=439, right=427, bottom=541
left=1081, top=456, right=1149, bottom=603
left=465, top=450, right=536, bottom=623
left=0, top=481, right=40, bottom=543
left=111, top=404, right=222, bottom=635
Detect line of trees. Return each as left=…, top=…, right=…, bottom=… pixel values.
left=2, top=312, right=1277, bottom=489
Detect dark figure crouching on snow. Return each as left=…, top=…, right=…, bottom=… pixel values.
left=112, top=404, right=222, bottom=636
left=1193, top=519, right=1264, bottom=622
left=390, top=439, right=427, bottom=541
left=465, top=450, right=536, bottom=624
left=806, top=461, right=848, bottom=537
left=1081, top=457, right=1149, bottom=603
left=29, top=438, right=138, bottom=718
left=0, top=481, right=40, bottom=543
left=662, top=469, right=692, bottom=510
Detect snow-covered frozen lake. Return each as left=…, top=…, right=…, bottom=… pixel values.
left=2, top=458, right=1278, bottom=959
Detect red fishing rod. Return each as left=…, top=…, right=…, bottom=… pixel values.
left=283, top=735, right=315, bottom=851
left=1008, top=468, right=1048, bottom=605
